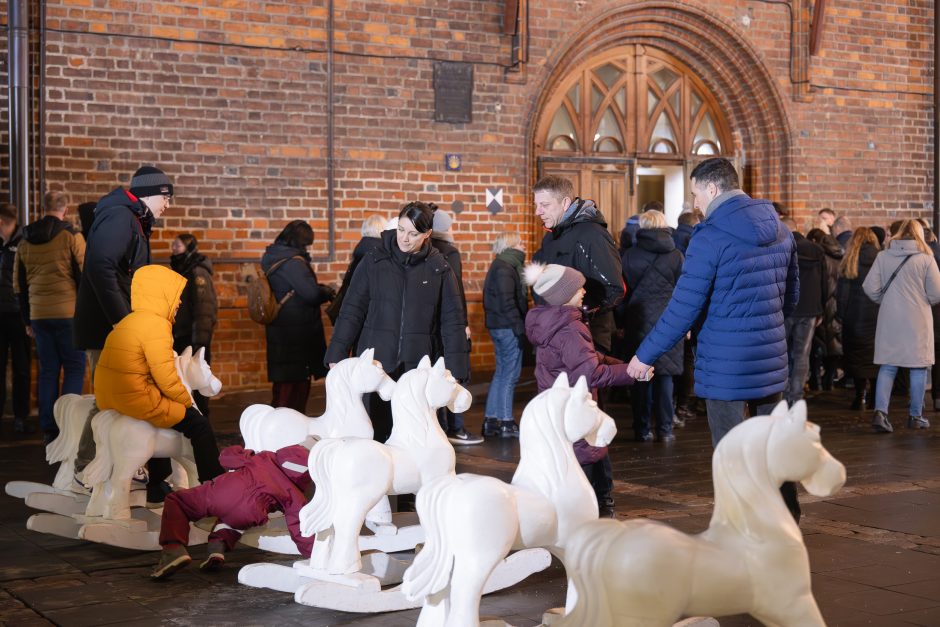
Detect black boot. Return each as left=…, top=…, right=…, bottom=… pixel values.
left=850, top=378, right=867, bottom=411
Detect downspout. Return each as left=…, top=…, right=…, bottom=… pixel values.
left=7, top=0, right=29, bottom=223
left=934, top=0, right=939, bottom=231
left=38, top=0, right=46, bottom=220
left=326, top=0, right=335, bottom=261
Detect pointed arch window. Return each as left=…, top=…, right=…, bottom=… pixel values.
left=538, top=46, right=732, bottom=159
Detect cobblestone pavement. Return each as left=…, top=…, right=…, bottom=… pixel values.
left=1, top=373, right=938, bottom=626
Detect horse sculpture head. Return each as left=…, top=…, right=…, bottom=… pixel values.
left=766, top=400, right=846, bottom=497
left=555, top=374, right=616, bottom=447
left=343, top=348, right=395, bottom=401
left=177, top=346, right=222, bottom=397
left=416, top=355, right=472, bottom=414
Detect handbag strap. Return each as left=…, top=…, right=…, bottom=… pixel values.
left=265, top=255, right=307, bottom=305
left=882, top=254, right=913, bottom=295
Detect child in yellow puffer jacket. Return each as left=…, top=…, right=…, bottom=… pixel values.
left=95, top=264, right=223, bottom=503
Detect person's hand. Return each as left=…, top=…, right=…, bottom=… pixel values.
left=627, top=355, right=653, bottom=381
left=465, top=326, right=471, bottom=341
left=25, top=325, right=33, bottom=338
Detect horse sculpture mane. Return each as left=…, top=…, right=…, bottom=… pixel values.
left=514, top=385, right=576, bottom=498
left=710, top=414, right=803, bottom=545
left=386, top=365, right=436, bottom=447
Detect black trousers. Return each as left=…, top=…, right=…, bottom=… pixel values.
left=149, top=406, right=224, bottom=491
left=0, top=311, right=30, bottom=420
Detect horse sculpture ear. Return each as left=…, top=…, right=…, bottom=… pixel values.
left=195, top=346, right=206, bottom=362
left=789, top=399, right=808, bottom=425
left=769, top=400, right=789, bottom=419
left=181, top=345, right=193, bottom=359
left=552, top=372, right=569, bottom=389
left=360, top=347, right=375, bottom=361
left=573, top=375, right=589, bottom=399
left=433, top=356, right=446, bottom=373
left=418, top=355, right=432, bottom=369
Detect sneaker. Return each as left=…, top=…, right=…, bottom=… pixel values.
left=447, top=428, right=484, bottom=445
left=131, top=466, right=149, bottom=490
left=481, top=418, right=502, bottom=437
left=70, top=475, right=92, bottom=496
left=151, top=544, right=192, bottom=580
left=672, top=414, right=686, bottom=428
left=598, top=497, right=615, bottom=519
left=499, top=421, right=520, bottom=438
left=635, top=432, right=654, bottom=442
left=907, top=415, right=930, bottom=429
left=676, top=406, right=696, bottom=421
left=199, top=540, right=226, bottom=572
left=872, top=410, right=893, bottom=434
left=656, top=433, right=676, bottom=444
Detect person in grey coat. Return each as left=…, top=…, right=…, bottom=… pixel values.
left=864, top=219, right=940, bottom=433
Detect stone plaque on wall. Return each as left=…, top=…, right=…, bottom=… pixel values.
left=433, top=61, right=473, bottom=124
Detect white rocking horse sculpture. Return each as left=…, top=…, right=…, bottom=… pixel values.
left=299, top=355, right=471, bottom=577
left=401, top=373, right=616, bottom=627
left=81, top=346, right=222, bottom=521
left=239, top=348, right=395, bottom=451
left=557, top=400, right=845, bottom=627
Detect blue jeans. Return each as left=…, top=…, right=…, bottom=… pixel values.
left=33, top=318, right=86, bottom=433
left=705, top=393, right=783, bottom=449
left=484, top=328, right=523, bottom=421
left=630, top=375, right=675, bottom=438
left=874, top=365, right=927, bottom=417
left=785, top=316, right=816, bottom=404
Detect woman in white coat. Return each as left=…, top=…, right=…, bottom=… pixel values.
left=863, top=219, right=940, bottom=432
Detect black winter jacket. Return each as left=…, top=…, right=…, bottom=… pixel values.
left=326, top=236, right=382, bottom=323
left=837, top=243, right=880, bottom=379
left=672, top=223, right=695, bottom=254
left=261, top=244, right=331, bottom=382
left=73, top=188, right=153, bottom=349
left=618, top=228, right=684, bottom=375
left=790, top=233, right=827, bottom=318
left=170, top=252, right=218, bottom=354
left=483, top=250, right=527, bottom=335
left=0, top=227, right=23, bottom=313
left=324, top=230, right=470, bottom=380
left=814, top=233, right=844, bottom=357
left=534, top=198, right=625, bottom=352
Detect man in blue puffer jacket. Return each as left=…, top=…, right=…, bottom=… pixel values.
left=627, top=158, right=801, bottom=515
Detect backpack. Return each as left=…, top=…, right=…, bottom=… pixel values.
left=244, top=256, right=304, bottom=324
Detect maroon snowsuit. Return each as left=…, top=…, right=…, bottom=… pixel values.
left=158, top=444, right=314, bottom=557
left=525, top=304, right=635, bottom=463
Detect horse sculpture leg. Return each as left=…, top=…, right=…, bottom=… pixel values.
left=753, top=597, right=826, bottom=627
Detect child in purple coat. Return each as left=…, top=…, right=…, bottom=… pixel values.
left=151, top=440, right=315, bottom=580
left=525, top=263, right=648, bottom=518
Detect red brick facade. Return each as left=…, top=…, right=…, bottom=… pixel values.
left=0, top=1, right=934, bottom=390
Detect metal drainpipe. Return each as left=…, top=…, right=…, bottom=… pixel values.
left=38, top=0, right=46, bottom=220
left=934, top=0, right=939, bottom=231
left=326, top=0, right=335, bottom=262
left=8, top=0, right=29, bottom=223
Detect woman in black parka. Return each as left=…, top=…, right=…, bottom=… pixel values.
left=619, top=210, right=684, bottom=442
left=261, top=221, right=334, bottom=413
left=836, top=227, right=881, bottom=410
left=324, top=201, right=469, bottom=442
left=170, top=234, right=218, bottom=416
left=808, top=228, right=845, bottom=390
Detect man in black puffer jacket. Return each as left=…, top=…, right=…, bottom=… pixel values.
left=532, top=175, right=625, bottom=354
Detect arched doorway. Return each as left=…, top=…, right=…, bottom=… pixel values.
left=535, top=45, right=734, bottom=233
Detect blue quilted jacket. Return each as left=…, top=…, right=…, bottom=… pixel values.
left=635, top=194, right=799, bottom=401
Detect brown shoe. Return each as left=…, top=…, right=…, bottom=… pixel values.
left=199, top=539, right=226, bottom=572
left=152, top=545, right=191, bottom=580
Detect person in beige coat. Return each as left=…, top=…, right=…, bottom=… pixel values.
left=863, top=219, right=940, bottom=433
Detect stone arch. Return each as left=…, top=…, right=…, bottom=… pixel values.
left=527, top=1, right=793, bottom=206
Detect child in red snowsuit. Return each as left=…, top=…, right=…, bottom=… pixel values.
left=152, top=442, right=314, bottom=579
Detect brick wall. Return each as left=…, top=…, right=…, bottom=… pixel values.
left=0, top=0, right=933, bottom=391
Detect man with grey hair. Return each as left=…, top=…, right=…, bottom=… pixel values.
left=72, top=165, right=175, bottom=501
left=832, top=215, right=853, bottom=250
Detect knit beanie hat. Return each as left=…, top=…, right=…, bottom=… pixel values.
left=129, top=165, right=173, bottom=198
left=524, top=262, right=585, bottom=306
left=432, top=209, right=455, bottom=242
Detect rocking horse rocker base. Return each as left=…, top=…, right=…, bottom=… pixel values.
left=5, top=480, right=60, bottom=500
left=237, top=547, right=552, bottom=613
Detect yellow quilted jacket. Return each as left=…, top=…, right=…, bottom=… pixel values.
left=94, top=265, right=192, bottom=428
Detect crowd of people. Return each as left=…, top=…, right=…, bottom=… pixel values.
left=1, top=156, right=937, bottom=574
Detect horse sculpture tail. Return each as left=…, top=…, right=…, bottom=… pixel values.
left=47, top=394, right=88, bottom=464
left=401, top=474, right=459, bottom=601
left=299, top=438, right=345, bottom=538
left=81, top=411, right=119, bottom=487
left=560, top=519, right=621, bottom=627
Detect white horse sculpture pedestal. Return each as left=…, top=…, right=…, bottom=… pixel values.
left=555, top=400, right=845, bottom=627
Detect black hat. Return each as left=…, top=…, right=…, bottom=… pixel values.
left=129, top=166, right=173, bottom=198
